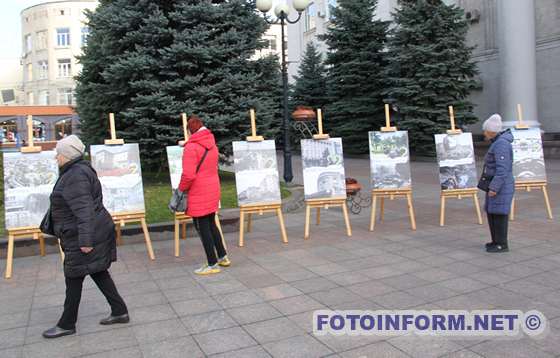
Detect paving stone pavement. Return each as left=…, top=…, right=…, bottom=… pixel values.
left=1, top=160, right=559, bottom=357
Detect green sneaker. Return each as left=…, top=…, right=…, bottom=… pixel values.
left=194, top=264, right=221, bottom=275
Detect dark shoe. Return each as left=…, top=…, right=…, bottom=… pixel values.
left=485, top=242, right=496, bottom=249
left=100, top=313, right=130, bottom=325
left=486, top=245, right=509, bottom=253
left=42, top=326, right=76, bottom=339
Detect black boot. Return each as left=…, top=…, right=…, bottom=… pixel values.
left=100, top=313, right=130, bottom=325
left=42, top=326, right=76, bottom=339
left=486, top=244, right=508, bottom=253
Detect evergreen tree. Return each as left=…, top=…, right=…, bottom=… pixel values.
left=320, top=0, right=389, bottom=154
left=385, top=0, right=480, bottom=155
left=291, top=42, right=328, bottom=110
left=76, top=0, right=280, bottom=169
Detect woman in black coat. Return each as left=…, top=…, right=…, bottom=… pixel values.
left=42, top=135, right=129, bottom=339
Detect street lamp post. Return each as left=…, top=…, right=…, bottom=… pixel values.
left=256, top=0, right=310, bottom=184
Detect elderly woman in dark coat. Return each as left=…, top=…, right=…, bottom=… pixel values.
left=42, top=135, right=129, bottom=339
left=481, top=115, right=515, bottom=253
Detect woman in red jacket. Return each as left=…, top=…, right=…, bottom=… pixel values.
left=179, top=115, right=230, bottom=275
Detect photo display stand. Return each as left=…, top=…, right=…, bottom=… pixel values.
left=369, top=104, right=417, bottom=232
left=304, top=109, right=352, bottom=239
left=237, top=109, right=288, bottom=247
left=171, top=113, right=226, bottom=256
left=102, top=113, right=155, bottom=260
left=4, top=116, right=47, bottom=279
left=439, top=106, right=483, bottom=226
left=510, top=104, right=553, bottom=221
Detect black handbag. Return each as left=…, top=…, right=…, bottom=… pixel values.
left=477, top=165, right=494, bottom=192
left=168, top=148, right=209, bottom=213
left=40, top=207, right=55, bottom=236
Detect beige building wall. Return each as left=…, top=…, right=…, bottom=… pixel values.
left=0, top=59, right=23, bottom=105
left=21, top=0, right=98, bottom=106
left=253, top=23, right=284, bottom=60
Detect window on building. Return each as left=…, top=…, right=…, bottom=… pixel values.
left=305, top=3, right=317, bottom=32
left=56, top=27, right=70, bottom=47
left=26, top=63, right=33, bottom=81
left=38, top=90, right=49, bottom=105
left=326, top=0, right=337, bottom=20
left=36, top=30, right=48, bottom=50
left=81, top=27, right=89, bottom=46
left=0, top=120, right=18, bottom=143
left=55, top=119, right=72, bottom=139
left=38, top=60, right=48, bottom=79
left=32, top=120, right=46, bottom=141
left=58, top=59, right=72, bottom=77
left=24, top=34, right=32, bottom=53
left=58, top=88, right=74, bottom=105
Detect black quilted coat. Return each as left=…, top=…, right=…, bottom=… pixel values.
left=50, top=158, right=116, bottom=278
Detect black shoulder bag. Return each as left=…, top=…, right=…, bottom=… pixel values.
left=168, top=148, right=209, bottom=213
left=477, top=164, right=493, bottom=192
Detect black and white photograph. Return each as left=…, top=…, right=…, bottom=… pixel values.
left=233, top=140, right=281, bottom=206
left=166, top=145, right=183, bottom=190
left=435, top=133, right=478, bottom=190
left=369, top=131, right=412, bottom=189
left=90, top=143, right=145, bottom=214
left=512, top=128, right=546, bottom=181
left=3, top=151, right=58, bottom=229
left=301, top=138, right=346, bottom=200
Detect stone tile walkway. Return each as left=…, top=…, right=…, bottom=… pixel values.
left=1, top=160, right=559, bottom=357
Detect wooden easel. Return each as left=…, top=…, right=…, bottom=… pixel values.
left=238, top=109, right=288, bottom=247
left=439, top=106, right=483, bottom=226
left=172, top=113, right=226, bottom=256
left=370, top=105, right=417, bottom=231
left=304, top=109, right=352, bottom=239
left=4, top=116, right=45, bottom=279
left=510, top=104, right=553, bottom=221
left=104, top=113, right=155, bottom=260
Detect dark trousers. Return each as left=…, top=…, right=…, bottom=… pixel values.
left=58, top=270, right=127, bottom=330
left=193, top=212, right=227, bottom=266
left=487, top=213, right=509, bottom=247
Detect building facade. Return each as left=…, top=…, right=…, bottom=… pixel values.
left=20, top=0, right=98, bottom=107
left=287, top=0, right=560, bottom=135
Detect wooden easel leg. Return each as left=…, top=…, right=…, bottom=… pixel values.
left=542, top=186, right=553, bottom=219
left=473, top=193, right=483, bottom=225
left=38, top=234, right=46, bottom=257
left=440, top=195, right=446, bottom=227
left=369, top=194, right=377, bottom=232
left=510, top=197, right=516, bottom=221
left=140, top=218, right=155, bottom=260
left=174, top=219, right=180, bottom=258
left=276, top=208, right=288, bottom=244
left=247, top=213, right=253, bottom=233
left=215, top=214, right=225, bottom=245
left=341, top=202, right=352, bottom=237
left=304, top=204, right=311, bottom=240
left=5, top=235, right=14, bottom=279
left=316, top=208, right=321, bottom=225
left=407, top=193, right=417, bottom=231
left=181, top=222, right=187, bottom=240
left=239, top=210, right=245, bottom=247
left=115, top=224, right=122, bottom=246
left=379, top=197, right=385, bottom=222
left=58, top=239, right=65, bottom=262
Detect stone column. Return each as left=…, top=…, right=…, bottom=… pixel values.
left=497, top=0, right=539, bottom=127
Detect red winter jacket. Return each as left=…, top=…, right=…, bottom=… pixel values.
left=178, top=128, right=220, bottom=217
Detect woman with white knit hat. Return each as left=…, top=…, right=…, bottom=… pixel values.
left=479, top=114, right=514, bottom=253
left=42, top=135, right=129, bottom=338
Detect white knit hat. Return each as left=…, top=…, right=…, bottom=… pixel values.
left=56, top=135, right=85, bottom=160
left=482, top=114, right=503, bottom=132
